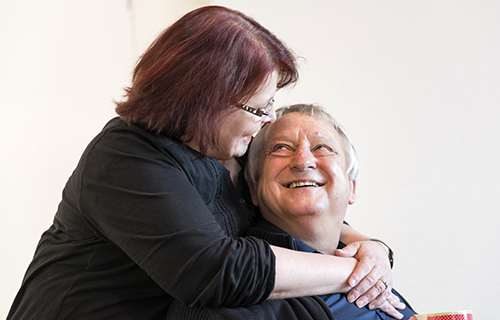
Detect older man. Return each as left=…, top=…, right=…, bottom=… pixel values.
left=167, top=104, right=415, bottom=320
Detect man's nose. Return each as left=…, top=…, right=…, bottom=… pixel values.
left=290, top=148, right=316, bottom=171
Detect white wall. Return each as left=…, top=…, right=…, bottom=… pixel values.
left=128, top=0, right=209, bottom=57
left=2, top=1, right=498, bottom=319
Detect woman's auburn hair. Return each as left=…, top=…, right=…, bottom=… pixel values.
left=116, top=5, right=298, bottom=155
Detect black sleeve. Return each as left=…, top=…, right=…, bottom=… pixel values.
left=167, top=296, right=336, bottom=320
left=77, top=124, right=275, bottom=307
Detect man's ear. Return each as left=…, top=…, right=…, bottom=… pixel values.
left=247, top=179, right=259, bottom=207
left=348, top=179, right=357, bottom=205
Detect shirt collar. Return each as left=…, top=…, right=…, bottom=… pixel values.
left=255, top=216, right=321, bottom=254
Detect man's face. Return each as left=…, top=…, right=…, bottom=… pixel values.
left=252, top=113, right=356, bottom=228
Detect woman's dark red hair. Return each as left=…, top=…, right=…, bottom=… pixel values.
left=115, top=5, right=298, bottom=155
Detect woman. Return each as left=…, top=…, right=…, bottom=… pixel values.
left=8, top=6, right=395, bottom=319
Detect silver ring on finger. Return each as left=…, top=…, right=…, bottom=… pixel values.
left=378, top=278, right=388, bottom=290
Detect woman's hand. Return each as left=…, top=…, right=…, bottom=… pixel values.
left=334, top=240, right=393, bottom=307
left=374, top=292, right=407, bottom=319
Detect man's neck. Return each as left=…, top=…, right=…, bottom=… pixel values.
left=262, top=213, right=344, bottom=255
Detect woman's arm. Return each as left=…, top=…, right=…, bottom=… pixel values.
left=269, top=244, right=390, bottom=303
left=269, top=228, right=405, bottom=319
left=269, top=246, right=357, bottom=299
left=81, top=123, right=275, bottom=308
left=339, top=222, right=371, bottom=244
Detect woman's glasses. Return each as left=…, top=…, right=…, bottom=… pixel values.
left=235, top=98, right=275, bottom=120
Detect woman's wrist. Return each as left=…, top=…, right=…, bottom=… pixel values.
left=367, top=239, right=394, bottom=268
left=340, top=223, right=370, bottom=244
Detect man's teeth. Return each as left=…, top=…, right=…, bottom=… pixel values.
left=287, top=182, right=320, bottom=189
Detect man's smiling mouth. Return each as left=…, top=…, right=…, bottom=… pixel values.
left=287, top=182, right=322, bottom=189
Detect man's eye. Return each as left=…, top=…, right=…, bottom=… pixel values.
left=273, top=144, right=289, bottom=151
left=269, top=144, right=293, bottom=155
left=312, top=144, right=336, bottom=154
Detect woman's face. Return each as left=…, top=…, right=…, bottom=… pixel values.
left=208, top=70, right=279, bottom=160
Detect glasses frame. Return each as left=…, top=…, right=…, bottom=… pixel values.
left=235, top=98, right=275, bottom=118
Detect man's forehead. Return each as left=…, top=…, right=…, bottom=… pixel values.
left=265, top=114, right=339, bottom=144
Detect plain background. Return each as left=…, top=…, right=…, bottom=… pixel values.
left=1, top=1, right=499, bottom=318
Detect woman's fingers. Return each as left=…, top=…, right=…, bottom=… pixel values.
left=349, top=276, right=387, bottom=306
left=377, top=299, right=404, bottom=319
left=368, top=289, right=406, bottom=311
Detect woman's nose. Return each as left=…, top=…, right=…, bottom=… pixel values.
left=263, top=108, right=277, bottom=123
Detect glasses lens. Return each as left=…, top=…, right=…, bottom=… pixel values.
left=267, top=99, right=275, bottom=110
left=262, top=99, right=275, bottom=113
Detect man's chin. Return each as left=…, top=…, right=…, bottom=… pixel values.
left=286, top=203, right=324, bottom=216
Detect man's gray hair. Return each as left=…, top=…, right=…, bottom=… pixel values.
left=245, top=104, right=359, bottom=187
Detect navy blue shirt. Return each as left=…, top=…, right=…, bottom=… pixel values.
left=256, top=218, right=416, bottom=320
